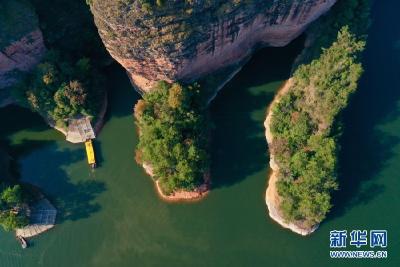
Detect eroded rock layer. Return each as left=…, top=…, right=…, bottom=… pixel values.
left=91, top=0, right=336, bottom=91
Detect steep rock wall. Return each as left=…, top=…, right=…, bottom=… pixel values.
left=91, top=0, right=336, bottom=92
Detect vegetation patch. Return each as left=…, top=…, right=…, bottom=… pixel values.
left=0, top=184, right=28, bottom=231
left=134, top=82, right=209, bottom=195
left=269, top=0, right=370, bottom=227
left=12, top=51, right=105, bottom=129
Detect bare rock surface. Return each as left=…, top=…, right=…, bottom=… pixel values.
left=91, top=0, right=336, bottom=92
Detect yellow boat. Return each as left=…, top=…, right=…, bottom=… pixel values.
left=85, top=139, right=96, bottom=168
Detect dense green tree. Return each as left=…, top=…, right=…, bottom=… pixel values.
left=0, top=184, right=28, bottom=231
left=135, top=82, right=209, bottom=194
left=12, top=51, right=104, bottom=128
left=270, top=25, right=366, bottom=227
left=1, top=185, right=22, bottom=205
left=0, top=211, right=28, bottom=231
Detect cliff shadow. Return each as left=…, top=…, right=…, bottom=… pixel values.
left=16, top=140, right=106, bottom=223
left=209, top=36, right=305, bottom=189
left=0, top=104, right=61, bottom=182
left=0, top=105, right=106, bottom=222
left=327, top=0, right=400, bottom=221
left=101, top=63, right=141, bottom=124
left=0, top=105, right=53, bottom=143
left=31, top=0, right=110, bottom=64
left=92, top=139, right=104, bottom=168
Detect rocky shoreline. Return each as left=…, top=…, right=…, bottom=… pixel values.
left=264, top=79, right=318, bottom=236
left=142, top=162, right=210, bottom=202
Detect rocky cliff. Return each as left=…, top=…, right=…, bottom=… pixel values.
left=91, top=0, right=336, bottom=92
left=0, top=0, right=46, bottom=107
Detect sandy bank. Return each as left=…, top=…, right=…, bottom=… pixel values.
left=264, top=79, right=318, bottom=236
left=142, top=162, right=210, bottom=202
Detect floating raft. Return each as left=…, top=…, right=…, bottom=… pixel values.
left=15, top=198, right=57, bottom=238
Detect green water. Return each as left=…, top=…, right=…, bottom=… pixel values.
left=1, top=1, right=400, bottom=266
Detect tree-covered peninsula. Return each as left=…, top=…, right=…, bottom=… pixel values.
left=134, top=82, right=209, bottom=196
left=266, top=0, right=370, bottom=232
left=8, top=0, right=109, bottom=132
left=12, top=51, right=104, bottom=129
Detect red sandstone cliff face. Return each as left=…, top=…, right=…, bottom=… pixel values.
left=0, top=30, right=46, bottom=85
left=92, top=0, right=336, bottom=92
left=0, top=30, right=46, bottom=107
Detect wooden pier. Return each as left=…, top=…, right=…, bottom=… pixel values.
left=66, top=117, right=96, bottom=143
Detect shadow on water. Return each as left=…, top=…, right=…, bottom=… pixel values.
left=92, top=139, right=104, bottom=168
left=101, top=63, right=141, bottom=124
left=0, top=105, right=50, bottom=142
left=328, top=0, right=400, bottom=220
left=210, top=36, right=305, bottom=188
left=0, top=105, right=55, bottom=182
left=0, top=105, right=106, bottom=222
left=55, top=178, right=106, bottom=223
left=0, top=64, right=138, bottom=224
left=6, top=140, right=55, bottom=181
left=17, top=140, right=106, bottom=223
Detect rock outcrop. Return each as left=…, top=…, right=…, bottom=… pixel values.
left=91, top=0, right=336, bottom=92
left=0, top=0, right=46, bottom=107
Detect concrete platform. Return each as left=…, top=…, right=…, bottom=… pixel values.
left=16, top=198, right=57, bottom=238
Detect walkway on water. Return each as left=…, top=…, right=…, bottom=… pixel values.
left=16, top=198, right=57, bottom=238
